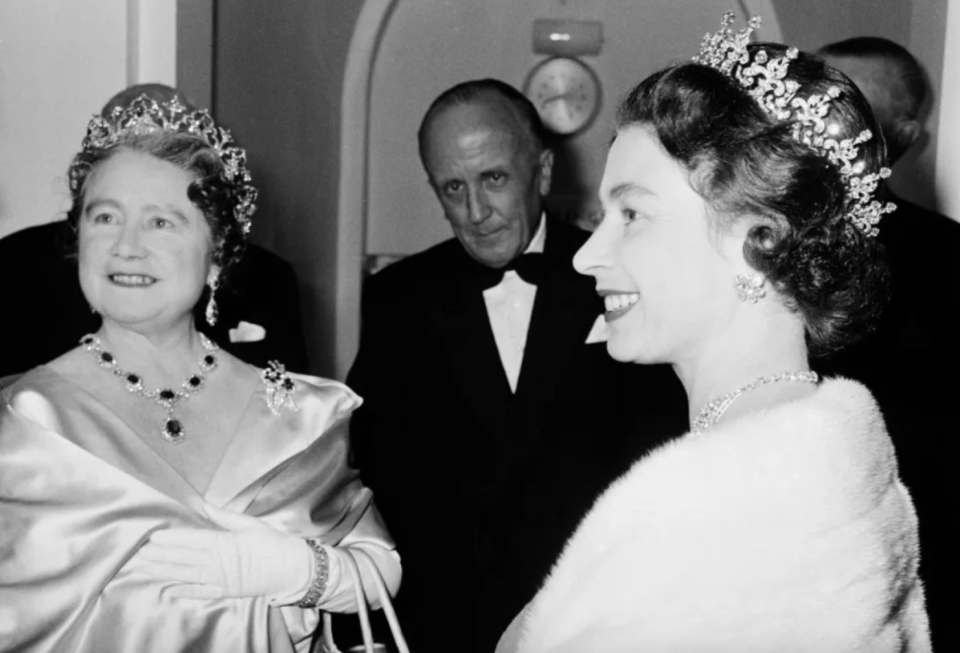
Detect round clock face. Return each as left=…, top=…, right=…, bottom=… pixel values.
left=523, top=57, right=602, bottom=136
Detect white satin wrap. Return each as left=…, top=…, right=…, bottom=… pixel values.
left=0, top=368, right=399, bottom=652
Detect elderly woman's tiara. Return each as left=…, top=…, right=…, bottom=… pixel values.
left=71, top=95, right=257, bottom=236
left=693, top=13, right=894, bottom=237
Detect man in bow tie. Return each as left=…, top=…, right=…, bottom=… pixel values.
left=345, top=79, right=686, bottom=651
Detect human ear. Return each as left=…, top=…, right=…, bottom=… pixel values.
left=727, top=215, right=777, bottom=266
left=538, top=149, right=554, bottom=196
left=891, top=119, right=921, bottom=159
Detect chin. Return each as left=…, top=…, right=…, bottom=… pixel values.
left=99, top=310, right=163, bottom=327
left=605, top=340, right=638, bottom=363
left=97, top=299, right=180, bottom=328
left=467, top=237, right=521, bottom=267
left=475, top=243, right=514, bottom=264
left=606, top=338, right=664, bottom=365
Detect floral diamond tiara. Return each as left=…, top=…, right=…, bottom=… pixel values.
left=70, top=95, right=258, bottom=236
left=693, top=13, right=894, bottom=237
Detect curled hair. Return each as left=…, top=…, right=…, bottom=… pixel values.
left=64, top=132, right=247, bottom=285
left=617, top=44, right=890, bottom=355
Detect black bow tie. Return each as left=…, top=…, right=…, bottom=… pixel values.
left=473, top=253, right=547, bottom=289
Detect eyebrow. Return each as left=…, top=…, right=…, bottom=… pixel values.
left=83, top=198, right=121, bottom=215
left=607, top=182, right=657, bottom=201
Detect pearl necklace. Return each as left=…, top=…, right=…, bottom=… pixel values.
left=690, top=370, right=819, bottom=434
left=80, top=333, right=219, bottom=444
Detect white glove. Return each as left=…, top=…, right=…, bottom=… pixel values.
left=138, top=504, right=314, bottom=605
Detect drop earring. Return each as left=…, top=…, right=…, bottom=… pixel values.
left=734, top=272, right=766, bottom=303
left=205, top=275, right=220, bottom=326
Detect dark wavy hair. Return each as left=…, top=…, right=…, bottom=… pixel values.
left=64, top=131, right=247, bottom=286
left=616, top=43, right=891, bottom=356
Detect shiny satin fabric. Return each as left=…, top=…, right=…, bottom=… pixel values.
left=0, top=367, right=391, bottom=653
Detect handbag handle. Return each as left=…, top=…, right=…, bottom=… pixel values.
left=352, top=548, right=410, bottom=653
left=321, top=547, right=410, bottom=653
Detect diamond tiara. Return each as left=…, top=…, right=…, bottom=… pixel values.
left=71, top=95, right=257, bottom=236
left=693, top=13, right=894, bottom=237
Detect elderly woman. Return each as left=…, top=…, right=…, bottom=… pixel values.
left=497, top=15, right=930, bottom=653
left=0, top=97, right=399, bottom=652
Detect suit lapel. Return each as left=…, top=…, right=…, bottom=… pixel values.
left=511, top=221, right=599, bottom=454
left=434, top=250, right=514, bottom=447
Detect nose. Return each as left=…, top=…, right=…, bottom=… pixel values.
left=466, top=186, right=492, bottom=224
left=573, top=213, right=616, bottom=276
left=111, top=220, right=146, bottom=259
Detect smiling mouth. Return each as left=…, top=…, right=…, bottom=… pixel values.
left=602, top=292, right=640, bottom=322
left=109, top=274, right=157, bottom=287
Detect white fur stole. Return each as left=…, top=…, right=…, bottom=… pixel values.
left=515, top=379, right=930, bottom=653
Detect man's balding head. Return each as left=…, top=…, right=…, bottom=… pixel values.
left=818, top=37, right=927, bottom=164
left=418, top=79, right=548, bottom=167
left=418, top=79, right=553, bottom=269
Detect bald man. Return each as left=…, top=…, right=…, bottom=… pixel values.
left=0, top=84, right=308, bottom=380
left=345, top=79, right=686, bottom=651
left=817, top=37, right=958, bottom=652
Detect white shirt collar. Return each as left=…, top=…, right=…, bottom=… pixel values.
left=524, top=212, right=547, bottom=255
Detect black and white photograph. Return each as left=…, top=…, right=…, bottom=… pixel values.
left=1, top=1, right=956, bottom=651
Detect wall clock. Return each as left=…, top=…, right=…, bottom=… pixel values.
left=523, top=56, right=602, bottom=136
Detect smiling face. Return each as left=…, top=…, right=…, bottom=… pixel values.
left=421, top=98, right=552, bottom=268
left=78, top=149, right=214, bottom=332
left=573, top=126, right=743, bottom=365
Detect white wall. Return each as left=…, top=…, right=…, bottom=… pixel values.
left=900, top=0, right=949, bottom=214
left=128, top=0, right=177, bottom=87
left=0, top=0, right=176, bottom=240
left=936, top=0, right=960, bottom=219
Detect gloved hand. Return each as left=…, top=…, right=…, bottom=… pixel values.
left=138, top=504, right=315, bottom=605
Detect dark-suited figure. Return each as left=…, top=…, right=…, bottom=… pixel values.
left=346, top=79, right=686, bottom=651
left=0, top=84, right=308, bottom=381
left=817, top=37, right=959, bottom=651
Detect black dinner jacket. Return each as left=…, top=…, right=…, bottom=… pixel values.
left=814, top=196, right=959, bottom=652
left=346, top=217, right=687, bottom=652
left=0, top=221, right=309, bottom=378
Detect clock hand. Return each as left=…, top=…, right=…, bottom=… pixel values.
left=541, top=92, right=574, bottom=107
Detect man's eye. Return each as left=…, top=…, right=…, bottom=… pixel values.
left=622, top=208, right=639, bottom=223
left=444, top=182, right=464, bottom=196
left=487, top=172, right=507, bottom=185
left=150, top=217, right=173, bottom=229
left=93, top=212, right=115, bottom=224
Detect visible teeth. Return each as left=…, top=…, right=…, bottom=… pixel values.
left=111, top=274, right=155, bottom=285
left=604, top=293, right=639, bottom=312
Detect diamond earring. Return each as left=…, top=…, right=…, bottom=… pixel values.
left=734, top=272, right=766, bottom=303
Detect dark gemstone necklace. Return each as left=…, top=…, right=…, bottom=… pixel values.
left=80, top=333, right=219, bottom=444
